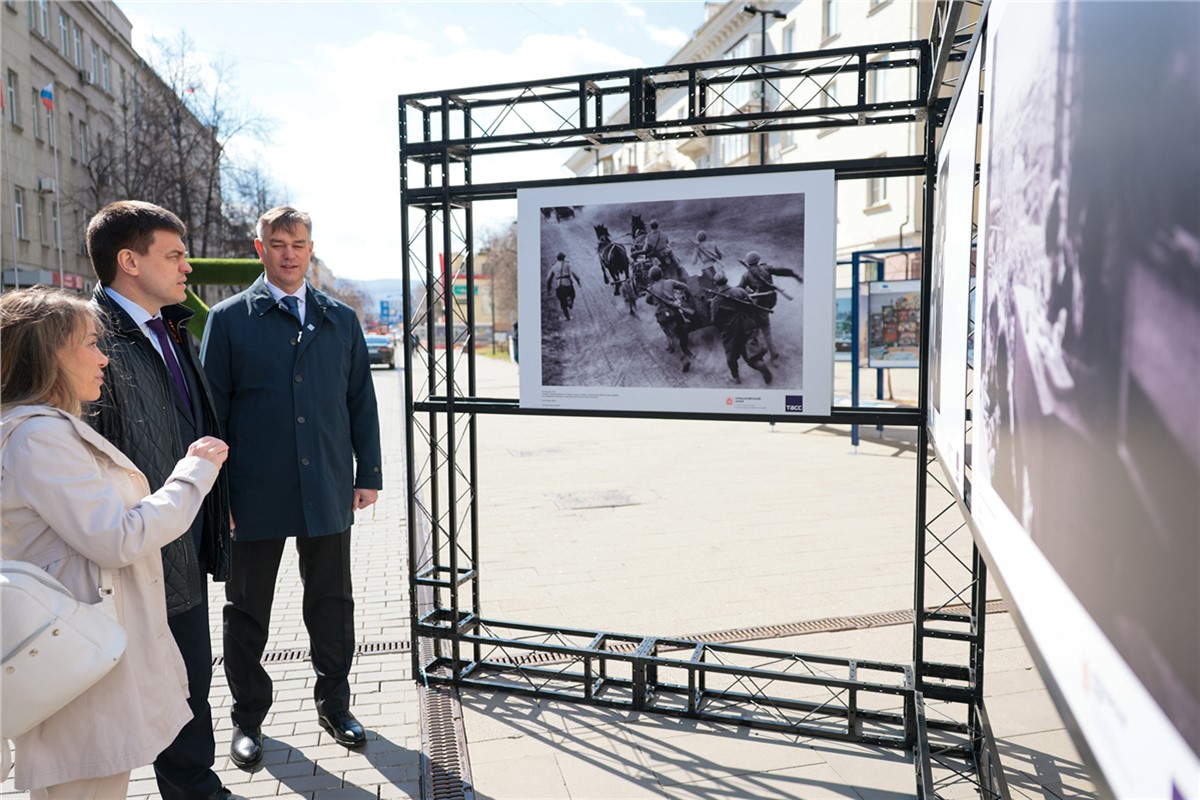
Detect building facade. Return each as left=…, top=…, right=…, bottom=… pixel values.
left=565, top=0, right=935, bottom=273
left=1, top=0, right=209, bottom=292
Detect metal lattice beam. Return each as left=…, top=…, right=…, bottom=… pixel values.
left=402, top=38, right=1004, bottom=798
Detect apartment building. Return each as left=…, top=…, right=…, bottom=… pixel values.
left=1, top=0, right=208, bottom=292
left=565, top=0, right=935, bottom=269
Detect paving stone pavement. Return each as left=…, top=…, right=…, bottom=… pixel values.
left=1, top=358, right=1100, bottom=799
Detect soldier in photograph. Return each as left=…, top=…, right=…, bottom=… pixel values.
left=709, top=272, right=773, bottom=385
left=691, top=230, right=725, bottom=281
left=644, top=265, right=695, bottom=373
left=738, top=250, right=803, bottom=360
left=643, top=220, right=683, bottom=278
left=545, top=252, right=582, bottom=320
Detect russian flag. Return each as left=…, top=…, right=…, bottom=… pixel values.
left=39, top=83, right=54, bottom=112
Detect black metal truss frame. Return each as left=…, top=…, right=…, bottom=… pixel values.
left=402, top=19, right=1003, bottom=799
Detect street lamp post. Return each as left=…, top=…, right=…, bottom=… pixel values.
left=743, top=5, right=787, bottom=165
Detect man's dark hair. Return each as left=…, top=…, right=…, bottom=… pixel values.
left=87, top=201, right=187, bottom=285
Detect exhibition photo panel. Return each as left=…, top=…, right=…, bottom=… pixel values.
left=927, top=41, right=981, bottom=496
left=517, top=171, right=835, bottom=416
left=972, top=0, right=1200, bottom=795
left=867, top=279, right=920, bottom=369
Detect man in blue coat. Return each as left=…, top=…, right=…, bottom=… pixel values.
left=200, top=206, right=382, bottom=768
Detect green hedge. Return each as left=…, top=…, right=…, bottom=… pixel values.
left=187, top=258, right=263, bottom=286
left=184, top=258, right=262, bottom=333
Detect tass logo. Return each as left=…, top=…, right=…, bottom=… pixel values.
left=784, top=395, right=804, bottom=412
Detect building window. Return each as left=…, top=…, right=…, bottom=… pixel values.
left=75, top=210, right=87, bottom=254
left=73, top=25, right=83, bottom=68
left=59, top=12, right=69, bottom=54
left=822, top=0, right=839, bottom=40
left=867, top=54, right=888, bottom=104
left=68, top=112, right=75, bottom=158
left=29, top=0, right=49, bottom=35
left=38, top=196, right=48, bottom=245
left=78, top=119, right=89, bottom=161
left=867, top=155, right=888, bottom=205
left=14, top=187, right=28, bottom=241
left=721, top=36, right=753, bottom=113
left=782, top=24, right=794, bottom=55
left=51, top=200, right=61, bottom=249
left=867, top=177, right=887, bottom=206
left=6, top=71, right=19, bottom=126
left=820, top=74, right=841, bottom=109
left=46, top=104, right=56, bottom=148
left=101, top=53, right=111, bottom=91
left=90, top=41, right=99, bottom=81
left=30, top=87, right=41, bottom=139
left=720, top=134, right=750, bottom=166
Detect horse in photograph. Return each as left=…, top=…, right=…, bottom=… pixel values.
left=631, top=213, right=647, bottom=240
left=594, top=224, right=632, bottom=302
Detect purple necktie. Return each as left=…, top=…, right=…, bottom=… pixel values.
left=146, top=317, right=193, bottom=416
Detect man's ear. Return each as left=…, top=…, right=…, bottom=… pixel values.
left=115, top=248, right=138, bottom=276
left=253, top=239, right=265, bottom=259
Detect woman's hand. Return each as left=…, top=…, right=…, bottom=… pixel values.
left=187, top=436, right=230, bottom=467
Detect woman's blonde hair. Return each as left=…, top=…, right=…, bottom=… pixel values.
left=0, top=286, right=100, bottom=416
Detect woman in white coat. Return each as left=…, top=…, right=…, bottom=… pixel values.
left=1, top=287, right=230, bottom=799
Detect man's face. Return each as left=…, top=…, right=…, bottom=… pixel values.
left=255, top=224, right=313, bottom=295
left=125, top=230, right=191, bottom=311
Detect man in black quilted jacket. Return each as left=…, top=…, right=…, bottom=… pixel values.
left=84, top=201, right=240, bottom=800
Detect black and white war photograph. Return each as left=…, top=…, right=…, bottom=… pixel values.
left=974, top=0, right=1200, bottom=762
left=517, top=172, right=835, bottom=416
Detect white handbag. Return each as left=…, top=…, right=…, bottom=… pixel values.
left=0, top=560, right=128, bottom=738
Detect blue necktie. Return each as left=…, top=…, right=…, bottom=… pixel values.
left=280, top=295, right=302, bottom=324
left=146, top=317, right=193, bottom=416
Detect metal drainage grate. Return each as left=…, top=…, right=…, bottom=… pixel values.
left=210, top=639, right=411, bottom=667
left=552, top=490, right=639, bottom=510
left=420, top=684, right=474, bottom=800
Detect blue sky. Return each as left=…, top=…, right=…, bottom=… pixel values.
left=119, top=1, right=712, bottom=281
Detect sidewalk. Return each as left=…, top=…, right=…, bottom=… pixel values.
left=2, top=358, right=1096, bottom=799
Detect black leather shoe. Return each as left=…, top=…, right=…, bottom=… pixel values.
left=318, top=710, right=367, bottom=747
left=229, top=726, right=263, bottom=768
left=208, top=789, right=249, bottom=800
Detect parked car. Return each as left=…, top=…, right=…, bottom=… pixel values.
left=364, top=334, right=395, bottom=369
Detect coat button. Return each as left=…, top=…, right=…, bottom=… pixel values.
left=295, top=375, right=304, bottom=383
left=297, top=416, right=306, bottom=424
left=301, top=458, right=310, bottom=466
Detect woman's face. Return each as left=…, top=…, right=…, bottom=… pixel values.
left=60, top=321, right=109, bottom=404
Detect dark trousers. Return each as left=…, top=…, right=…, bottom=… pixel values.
left=224, top=530, right=355, bottom=729
left=555, top=285, right=575, bottom=318
left=154, top=598, right=220, bottom=800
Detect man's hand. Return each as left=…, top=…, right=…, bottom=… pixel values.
left=352, top=488, right=379, bottom=511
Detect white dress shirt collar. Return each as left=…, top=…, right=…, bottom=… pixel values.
left=264, top=280, right=307, bottom=322
left=103, top=286, right=167, bottom=359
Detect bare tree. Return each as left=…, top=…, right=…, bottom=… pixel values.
left=146, top=33, right=272, bottom=258
left=479, top=221, right=518, bottom=332
left=223, top=161, right=283, bottom=256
